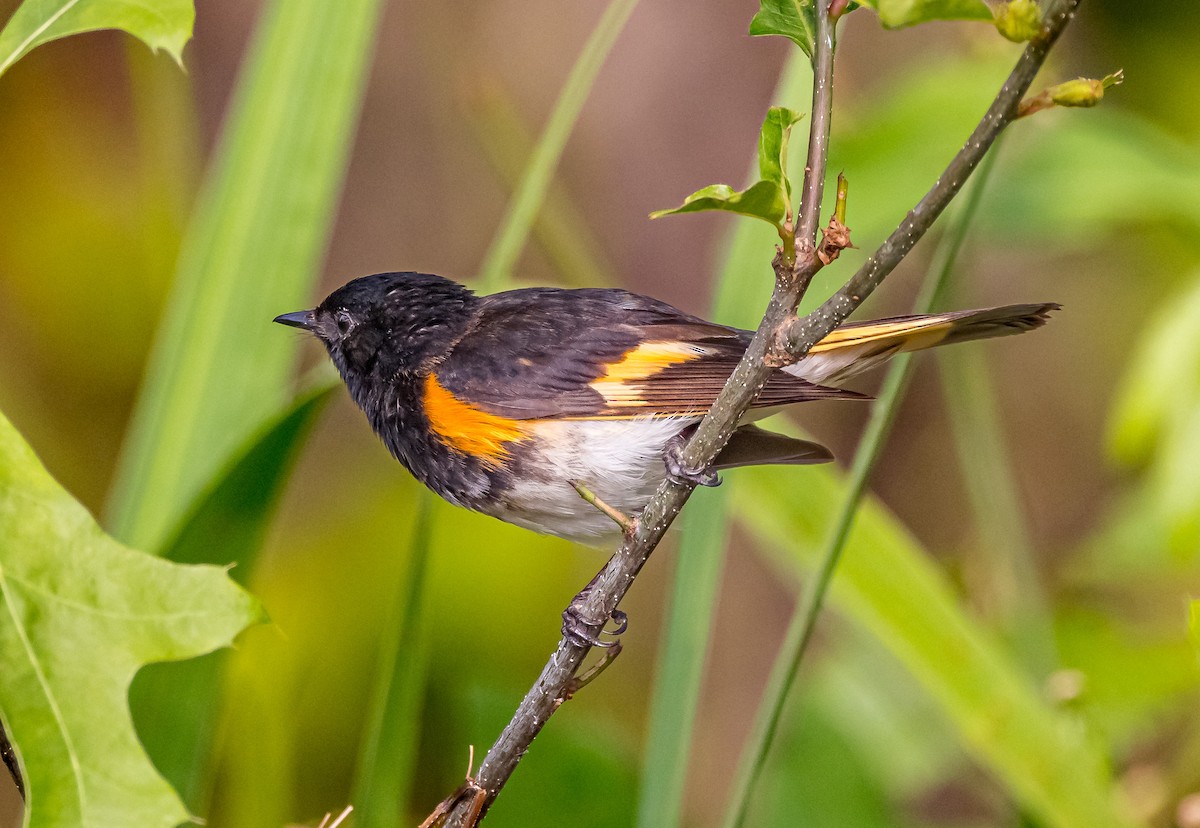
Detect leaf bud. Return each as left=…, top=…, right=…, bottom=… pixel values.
left=992, top=0, right=1042, bottom=42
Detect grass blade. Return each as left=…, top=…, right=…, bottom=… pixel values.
left=634, top=53, right=812, bottom=828
left=940, top=345, right=1057, bottom=675
left=722, top=147, right=1130, bottom=828
left=352, top=493, right=437, bottom=827
left=463, top=78, right=617, bottom=289
left=721, top=144, right=1001, bottom=828
left=474, top=0, right=640, bottom=293
left=105, top=0, right=385, bottom=553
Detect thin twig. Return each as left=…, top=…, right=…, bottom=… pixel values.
left=569, top=480, right=637, bottom=535
left=442, top=1, right=1083, bottom=822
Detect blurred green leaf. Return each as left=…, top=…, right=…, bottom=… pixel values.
left=651, top=107, right=802, bottom=227
left=1190, top=602, right=1200, bottom=659
left=1109, top=272, right=1200, bottom=467
left=0, top=408, right=261, bottom=828
left=105, top=0, right=384, bottom=553
left=857, top=0, right=991, bottom=28
left=129, top=377, right=335, bottom=811
left=735, top=463, right=1132, bottom=828
left=0, top=0, right=193, bottom=78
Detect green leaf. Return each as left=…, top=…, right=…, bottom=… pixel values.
left=758, top=106, right=804, bottom=197
left=130, top=378, right=336, bottom=811
left=105, top=0, right=385, bottom=553
left=856, top=0, right=992, bottom=28
left=735, top=464, right=1132, bottom=828
left=651, top=107, right=804, bottom=228
left=0, top=0, right=193, bottom=79
left=0, top=409, right=262, bottom=828
left=650, top=180, right=789, bottom=226
left=749, top=0, right=817, bottom=57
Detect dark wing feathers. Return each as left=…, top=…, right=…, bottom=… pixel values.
left=435, top=287, right=860, bottom=420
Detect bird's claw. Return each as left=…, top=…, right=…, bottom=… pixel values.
left=664, top=434, right=721, bottom=488
left=562, top=602, right=627, bottom=649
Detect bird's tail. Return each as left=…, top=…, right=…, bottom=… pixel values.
left=785, top=302, right=1059, bottom=385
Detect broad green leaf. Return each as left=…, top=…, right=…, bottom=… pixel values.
left=105, top=0, right=384, bottom=553
left=0, top=0, right=193, bottom=79
left=0, top=409, right=262, bottom=828
left=735, top=464, right=1132, bottom=828
left=856, top=0, right=991, bottom=28
left=749, top=0, right=817, bottom=57
left=130, top=378, right=335, bottom=811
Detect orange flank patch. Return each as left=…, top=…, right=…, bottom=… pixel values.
left=809, top=316, right=953, bottom=354
left=589, top=341, right=705, bottom=407
left=423, top=374, right=528, bottom=465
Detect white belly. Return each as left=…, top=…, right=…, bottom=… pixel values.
left=486, top=416, right=697, bottom=545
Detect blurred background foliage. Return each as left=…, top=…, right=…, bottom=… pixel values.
left=1, top=0, right=1199, bottom=826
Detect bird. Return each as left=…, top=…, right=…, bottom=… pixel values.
left=275, top=271, right=1056, bottom=546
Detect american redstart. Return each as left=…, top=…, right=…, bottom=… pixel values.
left=275, top=271, right=1055, bottom=544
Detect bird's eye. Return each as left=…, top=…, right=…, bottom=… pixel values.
left=334, top=310, right=355, bottom=335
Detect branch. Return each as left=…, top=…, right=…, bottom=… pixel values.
left=441, top=1, right=1082, bottom=823
left=778, top=0, right=1083, bottom=359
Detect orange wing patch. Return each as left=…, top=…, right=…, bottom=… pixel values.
left=424, top=374, right=528, bottom=464
left=589, top=341, right=706, bottom=407
left=809, top=316, right=953, bottom=355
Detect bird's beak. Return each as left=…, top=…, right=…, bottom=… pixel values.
left=273, top=310, right=316, bottom=331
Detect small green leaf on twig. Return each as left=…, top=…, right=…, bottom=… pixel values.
left=991, top=0, right=1042, bottom=42
left=651, top=107, right=803, bottom=229
left=749, top=0, right=819, bottom=57
left=1017, top=70, right=1124, bottom=118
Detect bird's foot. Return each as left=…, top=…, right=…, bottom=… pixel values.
left=562, top=586, right=627, bottom=649
left=664, top=433, right=721, bottom=488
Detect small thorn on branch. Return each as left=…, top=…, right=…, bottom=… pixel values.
left=818, top=172, right=853, bottom=265
left=569, top=480, right=638, bottom=535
